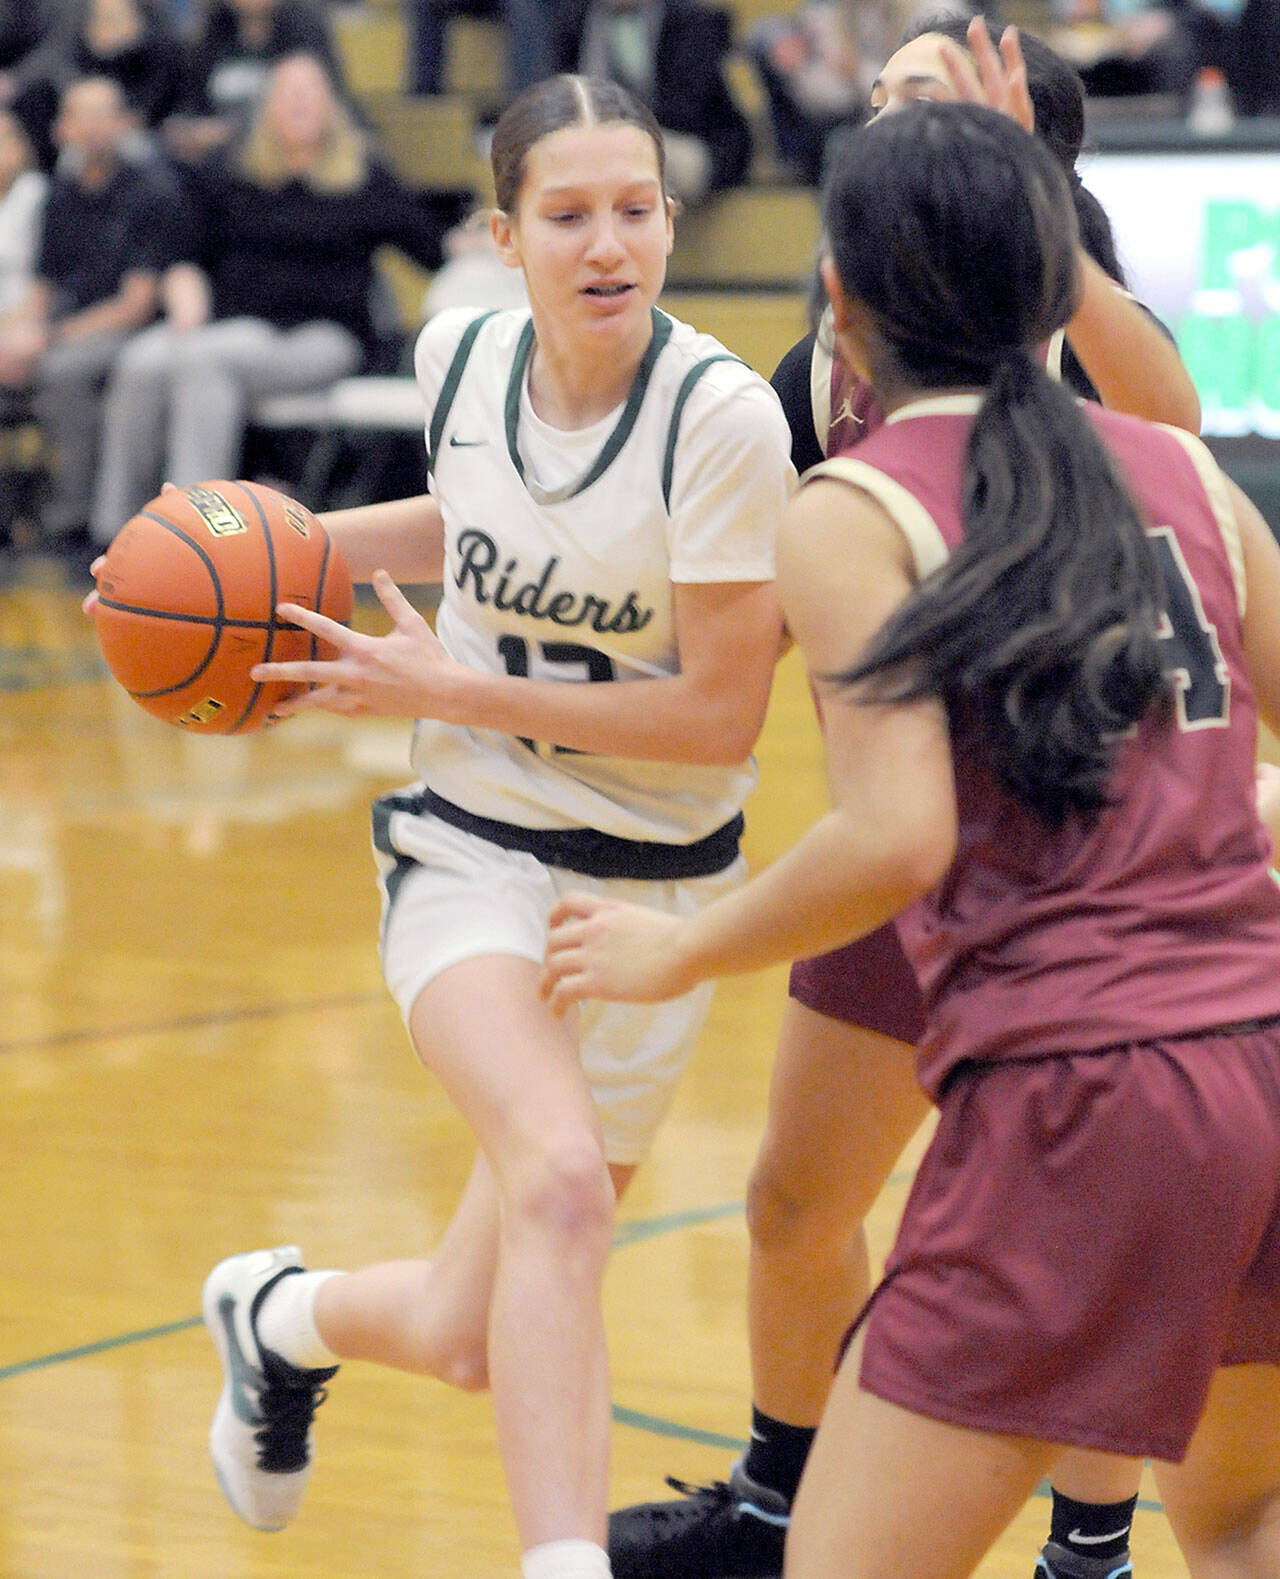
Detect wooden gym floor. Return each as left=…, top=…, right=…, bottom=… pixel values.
left=0, top=558, right=1190, bottom=1578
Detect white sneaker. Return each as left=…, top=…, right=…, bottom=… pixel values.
left=202, top=1245, right=338, bottom=1531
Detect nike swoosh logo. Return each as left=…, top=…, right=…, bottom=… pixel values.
left=1067, top=1528, right=1131, bottom=1547
left=218, top=1294, right=266, bottom=1426
left=449, top=436, right=487, bottom=448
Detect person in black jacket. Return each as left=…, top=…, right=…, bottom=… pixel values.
left=91, top=50, right=469, bottom=541
left=163, top=0, right=350, bottom=164
left=554, top=0, right=752, bottom=199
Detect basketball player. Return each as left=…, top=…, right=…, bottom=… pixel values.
left=195, top=75, right=793, bottom=1579
left=604, top=20, right=1203, bottom=1579
left=543, top=97, right=1280, bottom=1579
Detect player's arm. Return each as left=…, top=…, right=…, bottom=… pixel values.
left=318, top=495, right=445, bottom=585
left=1236, top=477, right=1280, bottom=740
left=255, top=570, right=781, bottom=764
left=1065, top=253, right=1201, bottom=432
left=541, top=481, right=957, bottom=1007
left=438, top=575, right=782, bottom=765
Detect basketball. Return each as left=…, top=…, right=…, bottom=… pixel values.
left=93, top=479, right=354, bottom=734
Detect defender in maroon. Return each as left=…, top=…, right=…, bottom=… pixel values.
left=543, top=100, right=1280, bottom=1579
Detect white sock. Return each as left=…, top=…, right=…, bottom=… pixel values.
left=253, top=1268, right=341, bottom=1369
left=521, top=1539, right=611, bottom=1579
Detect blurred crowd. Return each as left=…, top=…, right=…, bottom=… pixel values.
left=0, top=0, right=1277, bottom=566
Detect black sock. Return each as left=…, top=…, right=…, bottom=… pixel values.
left=740, top=1407, right=816, bottom=1507
left=1049, top=1491, right=1138, bottom=1562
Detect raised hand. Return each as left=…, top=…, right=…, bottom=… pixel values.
left=541, top=891, right=696, bottom=1012
left=250, top=568, right=459, bottom=720
left=938, top=15, right=1035, bottom=132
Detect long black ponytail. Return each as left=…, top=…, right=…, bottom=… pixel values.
left=825, top=103, right=1169, bottom=827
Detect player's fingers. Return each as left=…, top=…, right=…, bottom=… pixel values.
left=542, top=969, right=592, bottom=1015
left=274, top=600, right=350, bottom=643
left=371, top=568, right=422, bottom=629
left=965, top=11, right=1001, bottom=78
left=82, top=589, right=99, bottom=617
left=936, top=37, right=984, bottom=102
left=548, top=891, right=608, bottom=928
left=250, top=658, right=339, bottom=684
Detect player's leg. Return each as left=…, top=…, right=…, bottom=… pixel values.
left=401, top=953, right=621, bottom=1554
left=1039, top=1454, right=1143, bottom=1579
left=1153, top=1363, right=1280, bottom=1579
left=609, top=1001, right=928, bottom=1578
left=786, top=1329, right=1060, bottom=1579
left=207, top=951, right=621, bottom=1562
left=747, top=1004, right=926, bottom=1428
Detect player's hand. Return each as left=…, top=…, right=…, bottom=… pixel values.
left=1257, top=760, right=1280, bottom=843
left=82, top=555, right=107, bottom=617
left=541, top=891, right=697, bottom=1013
left=938, top=16, right=1034, bottom=132
left=82, top=484, right=183, bottom=616
left=251, top=568, right=459, bottom=719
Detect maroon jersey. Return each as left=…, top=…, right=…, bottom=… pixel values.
left=811, top=394, right=1280, bottom=1097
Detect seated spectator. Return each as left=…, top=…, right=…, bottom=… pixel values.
left=747, top=0, right=972, bottom=183
left=0, top=75, right=178, bottom=558
left=0, top=108, right=49, bottom=313
left=93, top=51, right=470, bottom=542
left=1048, top=0, right=1203, bottom=100
left=66, top=0, right=188, bottom=140
left=407, top=0, right=555, bottom=101
left=554, top=0, right=752, bottom=201
left=0, top=0, right=80, bottom=169
left=163, top=0, right=350, bottom=165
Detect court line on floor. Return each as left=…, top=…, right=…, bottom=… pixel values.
left=0, top=1198, right=1166, bottom=1514
left=0, top=992, right=390, bottom=1055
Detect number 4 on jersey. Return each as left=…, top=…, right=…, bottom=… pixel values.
left=1147, top=525, right=1230, bottom=729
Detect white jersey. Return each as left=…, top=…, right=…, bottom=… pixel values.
left=409, top=305, right=794, bottom=849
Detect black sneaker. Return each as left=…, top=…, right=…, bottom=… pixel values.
left=1036, top=1542, right=1134, bottom=1579
left=608, top=1457, right=789, bottom=1578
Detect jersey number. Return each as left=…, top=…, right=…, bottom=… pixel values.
left=497, top=636, right=615, bottom=758
left=1147, top=526, right=1230, bottom=729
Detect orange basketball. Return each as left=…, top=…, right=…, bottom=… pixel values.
left=93, top=479, right=354, bottom=734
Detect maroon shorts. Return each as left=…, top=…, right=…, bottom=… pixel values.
left=787, top=923, right=925, bottom=1045
left=855, top=1025, right=1280, bottom=1462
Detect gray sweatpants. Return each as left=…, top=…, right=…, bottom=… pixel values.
left=92, top=316, right=362, bottom=543
left=32, top=329, right=132, bottom=538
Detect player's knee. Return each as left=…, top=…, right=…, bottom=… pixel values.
left=507, top=1135, right=616, bottom=1250
left=746, top=1154, right=853, bottom=1256
left=437, top=1342, right=489, bottom=1392
left=746, top=1160, right=811, bottom=1252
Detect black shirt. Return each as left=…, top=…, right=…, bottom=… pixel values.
left=37, top=160, right=182, bottom=318
left=176, top=154, right=467, bottom=362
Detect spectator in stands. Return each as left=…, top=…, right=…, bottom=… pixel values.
left=0, top=109, right=49, bottom=314
left=554, top=0, right=753, bottom=201
left=0, top=0, right=81, bottom=169
left=1048, top=0, right=1203, bottom=101
left=163, top=0, right=350, bottom=164
left=407, top=0, right=556, bottom=100
left=747, top=0, right=972, bottom=182
left=0, top=75, right=177, bottom=558
left=92, top=51, right=470, bottom=543
left=65, top=0, right=188, bottom=139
